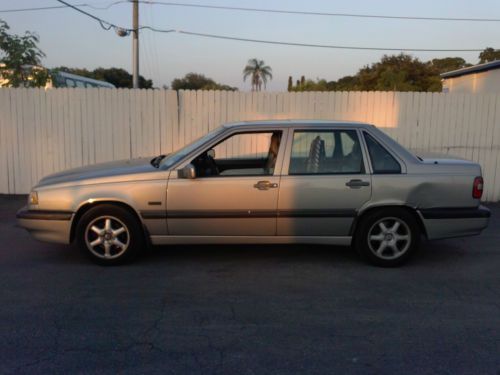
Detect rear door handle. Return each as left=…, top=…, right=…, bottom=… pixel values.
left=346, top=179, right=370, bottom=188
left=254, top=181, right=278, bottom=190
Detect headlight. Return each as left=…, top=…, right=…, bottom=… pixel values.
left=28, top=191, right=39, bottom=205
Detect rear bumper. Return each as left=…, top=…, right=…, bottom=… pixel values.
left=16, top=207, right=73, bottom=244
left=418, top=205, right=490, bottom=240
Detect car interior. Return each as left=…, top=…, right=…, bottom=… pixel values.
left=364, top=132, right=401, bottom=173
left=289, top=130, right=365, bottom=175
left=191, top=131, right=282, bottom=177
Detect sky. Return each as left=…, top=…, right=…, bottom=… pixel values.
left=2, top=0, right=500, bottom=90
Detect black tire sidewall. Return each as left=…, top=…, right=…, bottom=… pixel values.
left=354, top=208, right=420, bottom=267
left=76, top=204, right=144, bottom=265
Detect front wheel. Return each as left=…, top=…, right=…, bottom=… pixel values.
left=76, top=204, right=145, bottom=265
left=354, top=208, right=420, bottom=267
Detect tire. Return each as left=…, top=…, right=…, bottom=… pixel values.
left=354, top=208, right=420, bottom=267
left=76, top=204, right=145, bottom=265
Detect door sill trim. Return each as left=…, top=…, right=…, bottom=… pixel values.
left=150, top=235, right=352, bottom=246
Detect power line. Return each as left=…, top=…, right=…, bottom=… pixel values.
left=2, top=1, right=500, bottom=22
left=54, top=0, right=126, bottom=31
left=140, top=1, right=500, bottom=23
left=0, top=1, right=127, bottom=13
left=142, top=29, right=485, bottom=52
left=33, top=1, right=491, bottom=52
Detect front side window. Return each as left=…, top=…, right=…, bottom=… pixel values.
left=289, top=130, right=364, bottom=175
left=160, top=127, right=226, bottom=169
left=65, top=78, right=76, bottom=87
left=192, top=131, right=282, bottom=177
left=364, top=132, right=401, bottom=174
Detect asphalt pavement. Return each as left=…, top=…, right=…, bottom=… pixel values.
left=1, top=195, right=499, bottom=375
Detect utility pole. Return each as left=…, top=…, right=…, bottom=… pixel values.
left=132, top=0, right=139, bottom=88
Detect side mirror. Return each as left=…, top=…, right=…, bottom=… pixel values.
left=178, top=163, right=196, bottom=179
left=207, top=149, right=215, bottom=159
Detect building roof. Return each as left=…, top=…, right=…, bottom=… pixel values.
left=441, top=60, right=500, bottom=79
left=54, top=71, right=116, bottom=88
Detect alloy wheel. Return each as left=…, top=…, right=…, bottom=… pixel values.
left=367, top=217, right=411, bottom=260
left=85, top=216, right=130, bottom=259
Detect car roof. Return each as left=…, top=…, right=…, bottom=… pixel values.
left=223, top=120, right=374, bottom=129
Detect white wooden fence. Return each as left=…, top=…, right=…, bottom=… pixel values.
left=1, top=88, right=500, bottom=201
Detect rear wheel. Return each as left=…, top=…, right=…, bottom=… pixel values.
left=354, top=208, right=420, bottom=267
left=76, top=205, right=145, bottom=265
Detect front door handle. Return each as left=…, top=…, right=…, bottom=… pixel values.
left=254, top=181, right=278, bottom=190
left=346, top=179, right=370, bottom=188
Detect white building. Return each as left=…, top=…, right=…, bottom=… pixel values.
left=441, top=60, right=500, bottom=94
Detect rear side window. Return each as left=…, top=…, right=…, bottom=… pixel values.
left=364, top=132, right=401, bottom=174
left=289, top=130, right=364, bottom=175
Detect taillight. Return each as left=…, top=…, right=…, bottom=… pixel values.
left=473, top=177, right=483, bottom=199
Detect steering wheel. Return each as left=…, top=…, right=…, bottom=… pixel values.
left=194, top=152, right=219, bottom=176
left=206, top=154, right=219, bottom=175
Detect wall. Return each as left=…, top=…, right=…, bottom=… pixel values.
left=1, top=88, right=500, bottom=201
left=442, top=69, right=500, bottom=94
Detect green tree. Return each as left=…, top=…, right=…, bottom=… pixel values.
left=0, top=19, right=47, bottom=87
left=289, top=77, right=329, bottom=92
left=354, top=54, right=441, bottom=91
left=171, top=72, right=237, bottom=91
left=328, top=75, right=359, bottom=91
left=479, top=47, right=500, bottom=64
left=243, top=58, right=272, bottom=91
left=429, top=57, right=471, bottom=74
left=287, top=76, right=293, bottom=92
left=289, top=53, right=450, bottom=92
left=54, top=66, right=153, bottom=88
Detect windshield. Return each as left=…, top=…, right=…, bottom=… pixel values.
left=160, top=126, right=226, bottom=169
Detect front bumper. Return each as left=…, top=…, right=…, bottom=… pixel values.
left=418, top=205, right=491, bottom=240
left=16, top=207, right=74, bottom=244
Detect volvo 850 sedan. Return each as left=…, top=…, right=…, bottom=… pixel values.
left=17, top=120, right=490, bottom=266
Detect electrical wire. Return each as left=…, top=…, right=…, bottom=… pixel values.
left=0, top=1, right=127, bottom=13
left=47, top=1, right=492, bottom=52
left=54, top=0, right=127, bottom=31
left=125, top=1, right=500, bottom=23
left=142, top=29, right=485, bottom=52
left=2, top=1, right=500, bottom=22
left=84, top=1, right=129, bottom=10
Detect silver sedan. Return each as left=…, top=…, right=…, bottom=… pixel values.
left=17, top=120, right=490, bottom=266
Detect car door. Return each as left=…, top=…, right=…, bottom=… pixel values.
left=277, top=128, right=372, bottom=236
left=166, top=129, right=286, bottom=236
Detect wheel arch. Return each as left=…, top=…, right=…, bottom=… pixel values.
left=350, top=204, right=428, bottom=239
left=70, top=199, right=147, bottom=243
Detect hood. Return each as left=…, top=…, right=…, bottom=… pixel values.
left=36, top=157, right=158, bottom=187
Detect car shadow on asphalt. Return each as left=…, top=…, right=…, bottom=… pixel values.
left=147, top=240, right=469, bottom=266
left=38, top=236, right=473, bottom=268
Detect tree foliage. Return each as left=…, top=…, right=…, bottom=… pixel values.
left=0, top=19, right=48, bottom=87
left=243, top=59, right=272, bottom=91
left=479, top=47, right=500, bottom=64
left=171, top=73, right=237, bottom=91
left=289, top=51, right=495, bottom=93
left=358, top=54, right=443, bottom=91
left=287, top=76, right=293, bottom=91
left=429, top=57, right=471, bottom=74
left=54, top=66, right=153, bottom=88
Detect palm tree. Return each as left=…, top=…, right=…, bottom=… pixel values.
left=243, top=59, right=272, bottom=91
